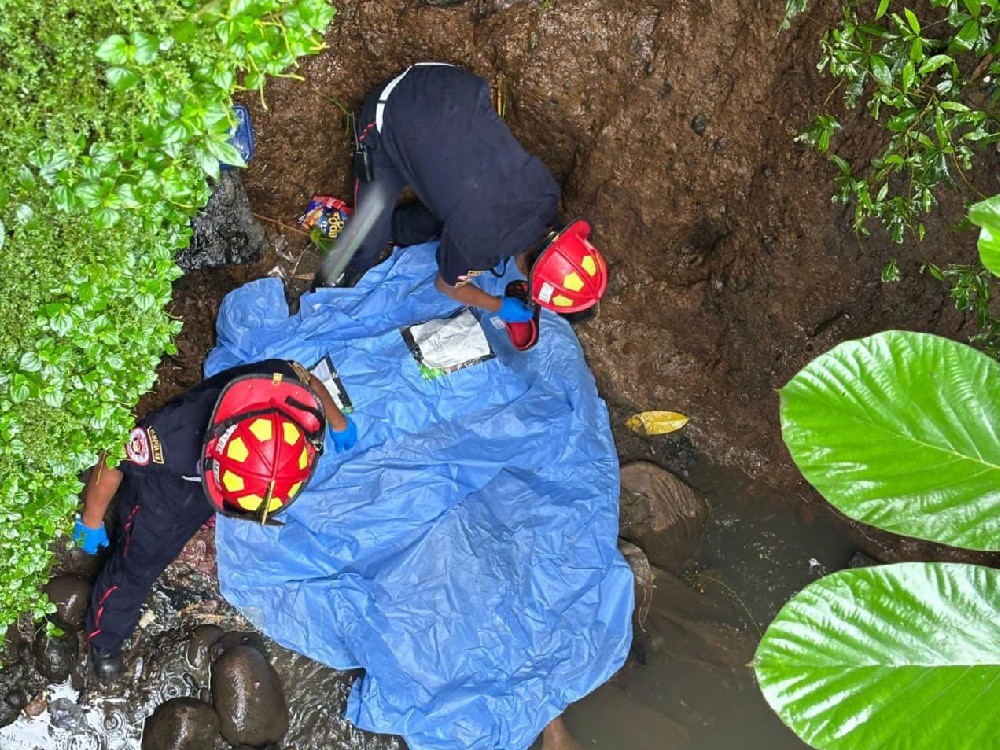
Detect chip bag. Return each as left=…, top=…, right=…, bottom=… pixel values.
left=298, top=195, right=352, bottom=241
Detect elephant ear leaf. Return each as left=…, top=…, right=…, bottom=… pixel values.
left=754, top=562, right=1000, bottom=750
left=780, top=330, right=1000, bottom=551
left=970, top=195, right=1000, bottom=277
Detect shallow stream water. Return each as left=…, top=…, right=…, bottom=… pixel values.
left=552, top=458, right=856, bottom=750
left=1, top=457, right=854, bottom=750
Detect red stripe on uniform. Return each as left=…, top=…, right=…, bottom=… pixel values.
left=87, top=584, right=119, bottom=641
left=124, top=504, right=139, bottom=558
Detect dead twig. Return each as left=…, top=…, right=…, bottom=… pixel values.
left=253, top=212, right=310, bottom=237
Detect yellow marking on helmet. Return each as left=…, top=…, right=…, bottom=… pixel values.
left=299, top=447, right=310, bottom=470
left=222, top=470, right=245, bottom=492
left=267, top=496, right=283, bottom=512
left=552, top=295, right=574, bottom=308
left=249, top=418, right=273, bottom=443
left=237, top=493, right=264, bottom=511
left=288, top=481, right=302, bottom=498
left=227, top=437, right=249, bottom=462
left=563, top=272, right=584, bottom=292
left=582, top=255, right=597, bottom=276
left=283, top=421, right=301, bottom=445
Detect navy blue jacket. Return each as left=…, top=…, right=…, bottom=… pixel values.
left=377, top=66, right=560, bottom=285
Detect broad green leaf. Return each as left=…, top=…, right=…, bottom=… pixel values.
left=15, top=204, right=34, bottom=225
left=901, top=61, right=915, bottom=90
left=969, top=194, right=1000, bottom=276
left=919, top=54, right=953, bottom=74
left=194, top=147, right=220, bottom=179
left=780, top=330, right=1000, bottom=550
left=949, top=20, right=980, bottom=52
left=754, top=563, right=1000, bottom=750
left=903, top=7, right=920, bottom=33
left=131, top=31, right=159, bottom=64
left=876, top=0, right=890, bottom=19
left=93, top=207, right=121, bottom=230
left=939, top=100, right=970, bottom=112
left=18, top=166, right=36, bottom=190
left=870, top=55, right=893, bottom=87
left=204, top=137, right=246, bottom=167
left=96, top=34, right=128, bottom=64
left=106, top=66, right=140, bottom=91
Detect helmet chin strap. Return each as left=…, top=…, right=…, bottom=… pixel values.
left=525, top=226, right=561, bottom=295
left=258, top=480, right=277, bottom=526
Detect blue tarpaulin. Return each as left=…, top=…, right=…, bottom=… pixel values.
left=206, top=243, right=634, bottom=750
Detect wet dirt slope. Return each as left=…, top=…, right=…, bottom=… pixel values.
left=240, top=0, right=992, bottom=494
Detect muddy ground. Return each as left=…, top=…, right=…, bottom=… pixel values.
left=219, top=0, right=993, bottom=560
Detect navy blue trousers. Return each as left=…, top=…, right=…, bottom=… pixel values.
left=85, top=478, right=213, bottom=654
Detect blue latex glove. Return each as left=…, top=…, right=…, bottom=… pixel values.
left=499, top=296, right=534, bottom=323
left=73, top=516, right=109, bottom=555
left=328, top=415, right=358, bottom=453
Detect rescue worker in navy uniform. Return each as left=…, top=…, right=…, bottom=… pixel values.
left=73, top=359, right=359, bottom=682
left=333, top=63, right=609, bottom=324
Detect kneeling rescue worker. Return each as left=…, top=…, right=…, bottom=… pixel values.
left=332, top=63, right=609, bottom=322
left=73, top=359, right=358, bottom=682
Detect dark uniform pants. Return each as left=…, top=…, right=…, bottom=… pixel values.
left=344, top=85, right=444, bottom=279
left=86, top=478, right=213, bottom=655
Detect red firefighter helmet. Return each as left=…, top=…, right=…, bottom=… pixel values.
left=528, top=219, right=608, bottom=313
left=201, top=373, right=326, bottom=523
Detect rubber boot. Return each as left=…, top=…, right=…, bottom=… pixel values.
left=91, top=646, right=123, bottom=684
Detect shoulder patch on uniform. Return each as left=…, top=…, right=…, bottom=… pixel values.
left=289, top=361, right=312, bottom=384
left=147, top=426, right=164, bottom=465
left=126, top=427, right=151, bottom=466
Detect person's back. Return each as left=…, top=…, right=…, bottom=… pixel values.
left=333, top=63, right=606, bottom=325
left=376, top=65, right=560, bottom=282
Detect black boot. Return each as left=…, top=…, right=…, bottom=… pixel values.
left=90, top=646, right=123, bottom=683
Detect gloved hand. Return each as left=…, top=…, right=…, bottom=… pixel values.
left=328, top=415, right=358, bottom=453
left=73, top=516, right=109, bottom=555
left=499, top=295, right=534, bottom=323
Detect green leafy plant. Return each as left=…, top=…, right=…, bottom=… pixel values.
left=754, top=330, right=1000, bottom=748
left=970, top=193, right=1000, bottom=273
left=880, top=257, right=901, bottom=281
left=0, top=0, right=334, bottom=630
left=791, top=0, right=1000, bottom=243
left=787, top=0, right=1000, bottom=356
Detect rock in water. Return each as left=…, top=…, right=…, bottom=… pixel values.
left=209, top=630, right=268, bottom=663
left=212, top=645, right=289, bottom=745
left=619, top=461, right=709, bottom=572
left=619, top=541, right=655, bottom=625
left=176, top=171, right=267, bottom=271
left=142, top=697, right=220, bottom=750
left=33, top=625, right=79, bottom=682
left=186, top=624, right=225, bottom=670
left=44, top=575, right=92, bottom=631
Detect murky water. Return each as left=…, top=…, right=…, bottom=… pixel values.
left=2, top=457, right=853, bottom=750
left=553, top=457, right=855, bottom=750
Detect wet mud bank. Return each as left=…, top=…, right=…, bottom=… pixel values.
left=239, top=0, right=996, bottom=497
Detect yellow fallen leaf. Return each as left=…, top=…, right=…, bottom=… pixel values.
left=626, top=411, right=689, bottom=436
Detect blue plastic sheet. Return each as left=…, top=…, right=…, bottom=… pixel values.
left=206, top=244, right=634, bottom=750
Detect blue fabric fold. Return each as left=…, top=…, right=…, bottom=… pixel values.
left=207, top=243, right=633, bottom=750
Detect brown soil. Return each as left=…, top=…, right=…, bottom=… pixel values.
left=157, top=0, right=997, bottom=561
